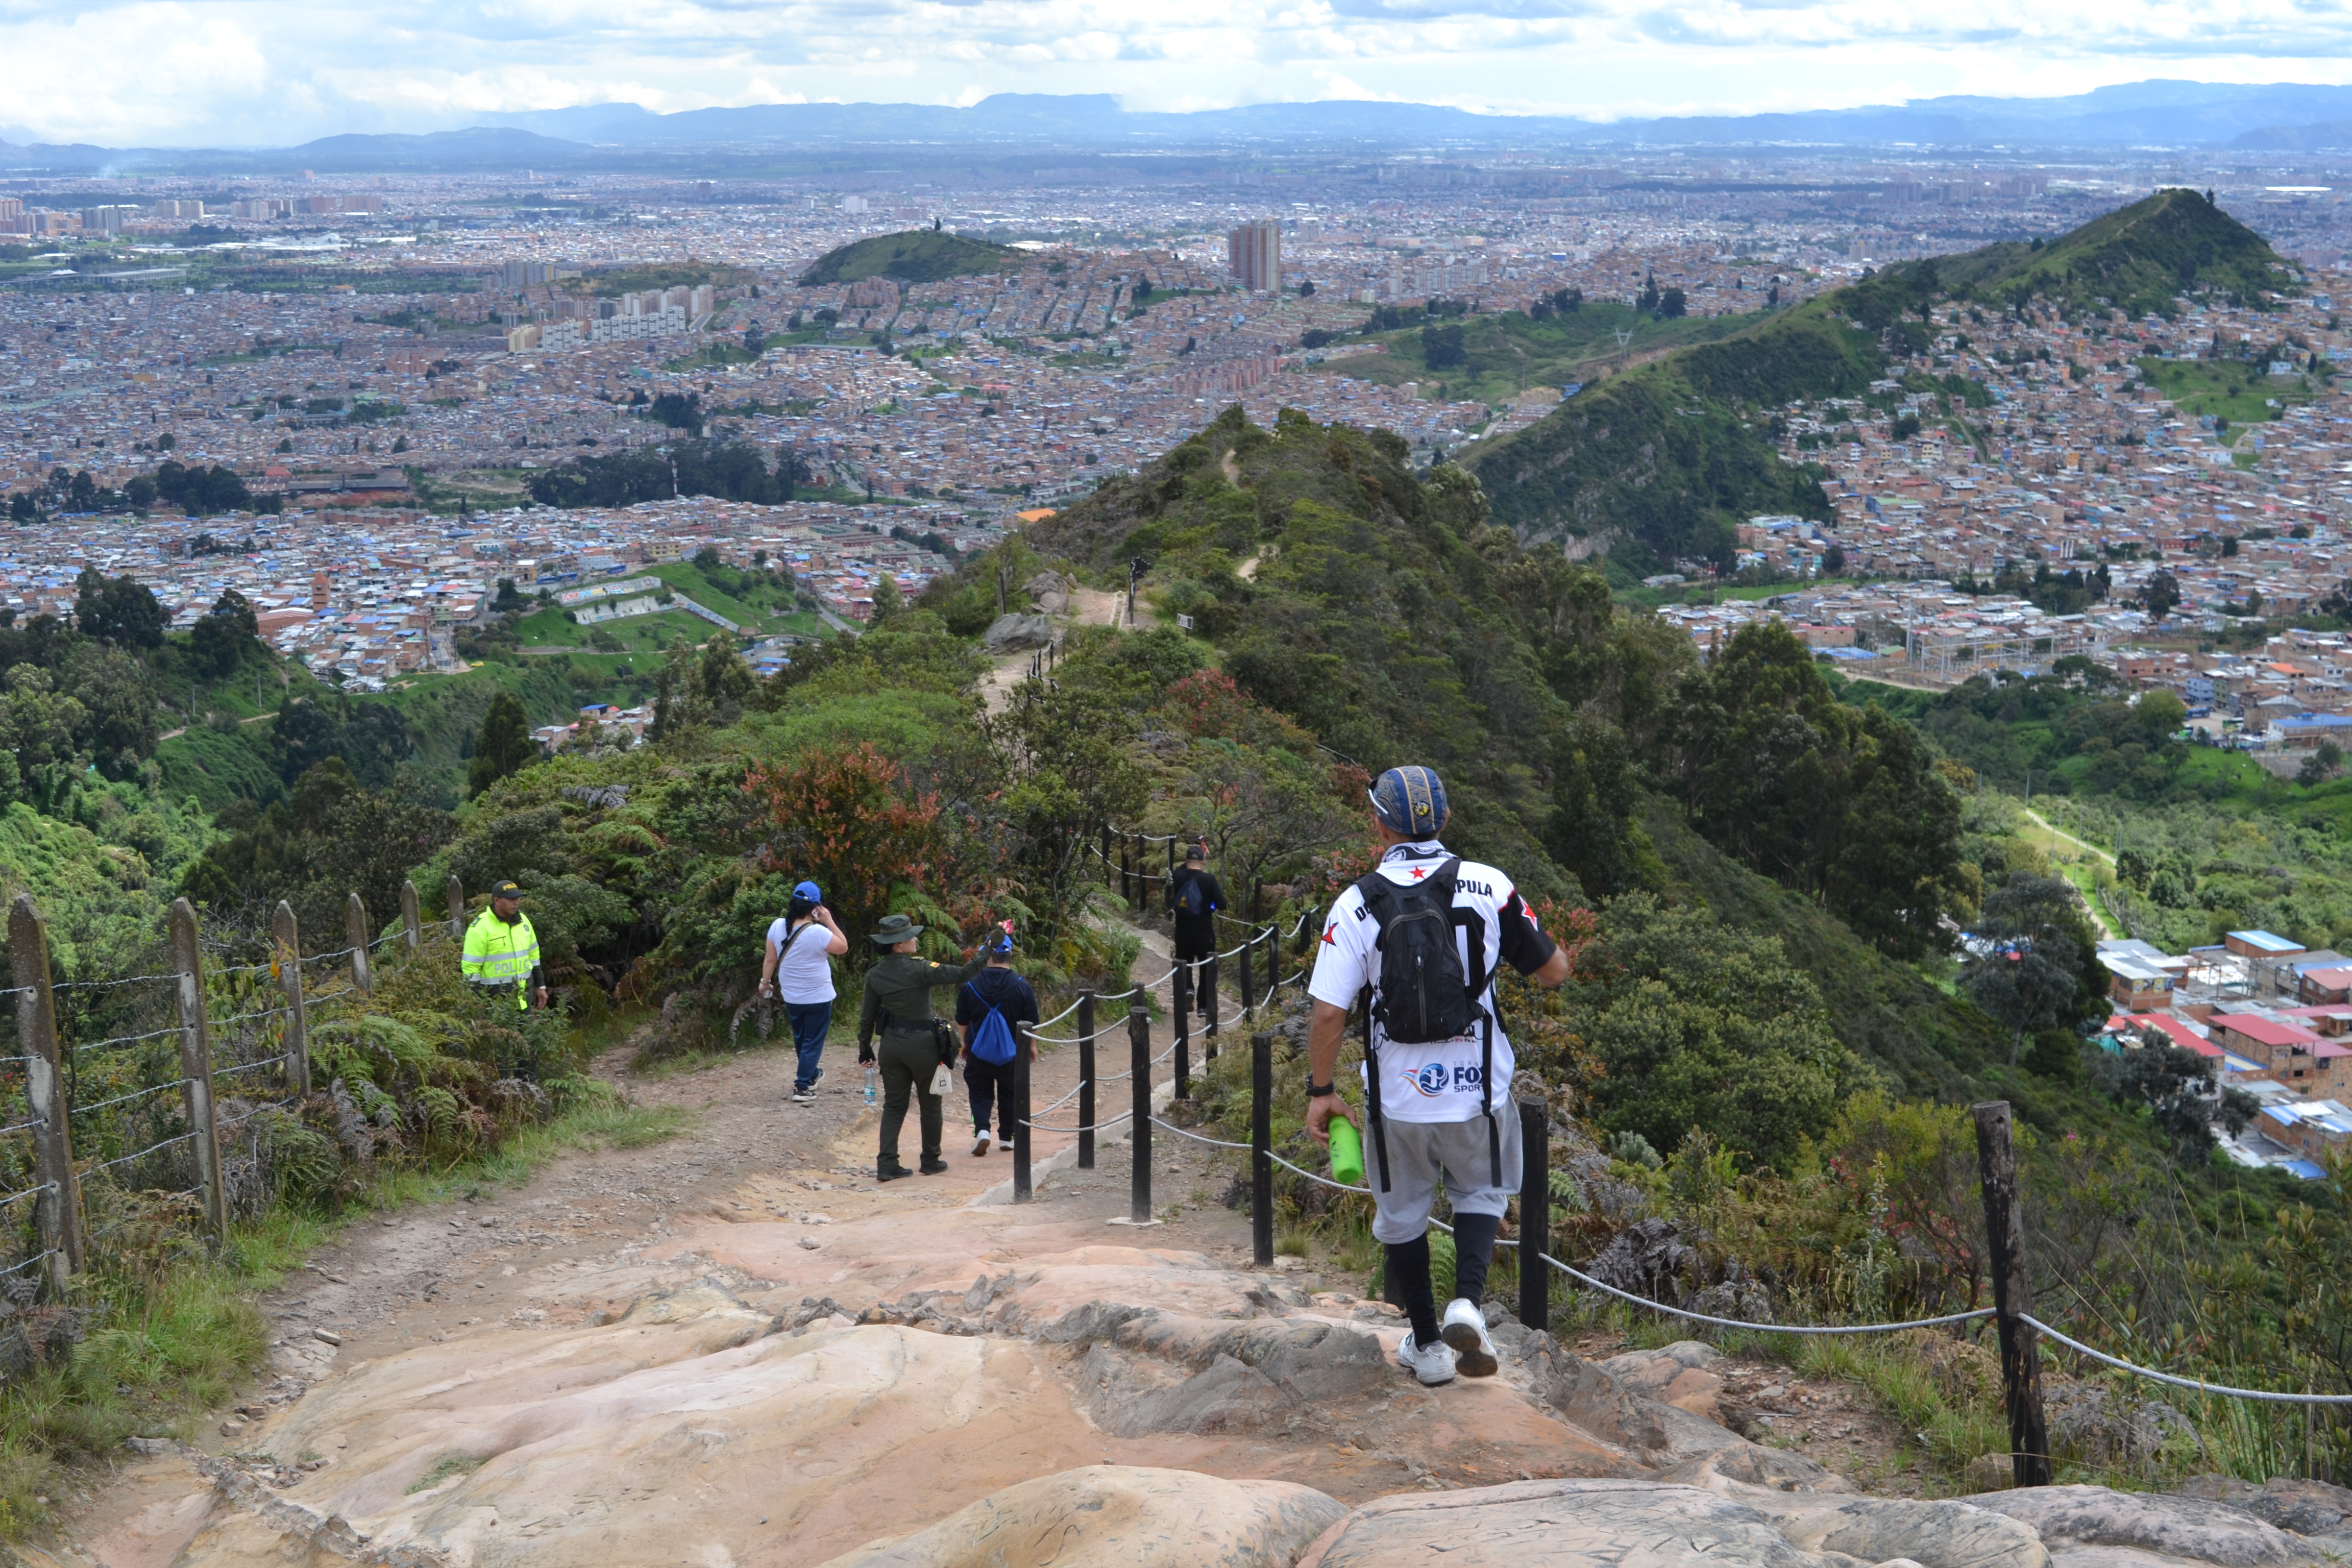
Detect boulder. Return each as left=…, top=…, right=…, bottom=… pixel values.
left=1076, top=1312, right=1392, bottom=1437
left=817, top=1465, right=1347, bottom=1568
left=1515, top=1330, right=1667, bottom=1450
left=1972, top=1485, right=2313, bottom=1568
left=1025, top=571, right=1072, bottom=614
left=1602, top=1339, right=1727, bottom=1417
left=984, top=613, right=1055, bottom=652
left=1294, top=1479, right=1824, bottom=1568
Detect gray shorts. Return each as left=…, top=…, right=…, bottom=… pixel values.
left=1365, top=1109, right=1521, bottom=1244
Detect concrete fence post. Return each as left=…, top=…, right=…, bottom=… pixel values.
left=273, top=900, right=310, bottom=1096
left=10, top=896, right=81, bottom=1290
left=168, top=898, right=226, bottom=1240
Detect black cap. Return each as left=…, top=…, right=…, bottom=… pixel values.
left=491, top=880, right=523, bottom=900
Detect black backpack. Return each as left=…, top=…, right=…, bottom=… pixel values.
left=1354, top=858, right=1502, bottom=1190
left=1175, top=871, right=1209, bottom=919
left=1359, top=859, right=1475, bottom=1043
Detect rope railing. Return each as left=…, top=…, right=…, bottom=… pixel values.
left=2020, top=1315, right=2352, bottom=1406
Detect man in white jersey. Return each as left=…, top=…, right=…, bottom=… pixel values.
left=1307, top=764, right=1572, bottom=1386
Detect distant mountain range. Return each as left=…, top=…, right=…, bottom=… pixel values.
left=477, top=81, right=2352, bottom=151
left=10, top=82, right=2352, bottom=174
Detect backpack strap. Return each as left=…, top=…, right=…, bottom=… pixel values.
left=1359, top=991, right=1391, bottom=1194
left=1447, top=900, right=1503, bottom=1188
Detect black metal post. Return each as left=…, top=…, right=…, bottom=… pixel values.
left=1252, top=1031, right=1274, bottom=1267
left=1519, top=1097, right=1549, bottom=1333
left=1202, top=953, right=1219, bottom=1042
left=1239, top=930, right=1255, bottom=1022
left=1076, top=990, right=1097, bottom=1170
left=1129, top=1005, right=1153, bottom=1223
left=1176, top=963, right=1195, bottom=1097
left=1013, top=1025, right=1033, bottom=1203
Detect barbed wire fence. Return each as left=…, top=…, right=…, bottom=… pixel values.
left=1, top=873, right=472, bottom=1300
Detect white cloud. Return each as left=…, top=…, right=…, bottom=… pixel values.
left=4, top=0, right=2352, bottom=145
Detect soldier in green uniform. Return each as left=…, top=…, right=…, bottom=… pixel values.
left=857, top=914, right=989, bottom=1181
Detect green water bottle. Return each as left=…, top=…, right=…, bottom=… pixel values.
left=1330, top=1118, right=1365, bottom=1187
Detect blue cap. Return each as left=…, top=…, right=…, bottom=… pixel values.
left=793, top=880, right=822, bottom=902
left=1369, top=766, right=1447, bottom=838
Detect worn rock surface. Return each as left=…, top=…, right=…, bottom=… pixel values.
left=1294, top=1480, right=1834, bottom=1568
left=815, top=1465, right=1346, bottom=1568
left=1972, top=1485, right=2314, bottom=1568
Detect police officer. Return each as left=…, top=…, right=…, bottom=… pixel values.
left=857, top=914, right=989, bottom=1181
left=462, top=880, right=548, bottom=1011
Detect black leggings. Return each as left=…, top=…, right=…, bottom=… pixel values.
left=964, top=1053, right=1017, bottom=1141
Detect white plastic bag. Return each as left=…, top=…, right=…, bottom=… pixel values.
left=928, top=1062, right=952, bottom=1098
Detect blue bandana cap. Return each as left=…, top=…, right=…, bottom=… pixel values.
left=1369, top=766, right=1447, bottom=838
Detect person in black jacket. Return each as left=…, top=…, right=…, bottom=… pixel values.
left=954, top=927, right=1039, bottom=1157
left=1167, top=840, right=1225, bottom=1021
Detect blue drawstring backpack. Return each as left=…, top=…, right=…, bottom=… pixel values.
left=965, top=983, right=1018, bottom=1065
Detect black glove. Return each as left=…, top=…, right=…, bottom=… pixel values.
left=857, top=1046, right=875, bottom=1065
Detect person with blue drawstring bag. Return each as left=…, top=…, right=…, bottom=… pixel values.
left=954, top=922, right=1038, bottom=1157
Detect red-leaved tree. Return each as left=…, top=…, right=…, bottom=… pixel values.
left=745, top=744, right=943, bottom=960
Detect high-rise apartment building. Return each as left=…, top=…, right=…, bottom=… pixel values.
left=1227, top=220, right=1281, bottom=291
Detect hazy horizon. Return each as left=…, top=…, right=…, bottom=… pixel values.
left=7, top=0, right=2352, bottom=157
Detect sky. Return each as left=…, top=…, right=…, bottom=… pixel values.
left=6, top=0, right=2352, bottom=148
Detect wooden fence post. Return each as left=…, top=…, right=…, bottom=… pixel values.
left=447, top=873, right=465, bottom=943
left=1973, top=1100, right=2052, bottom=1488
left=1519, top=1097, right=1549, bottom=1333
left=10, top=896, right=81, bottom=1289
left=1128, top=1006, right=1152, bottom=1224
left=168, top=898, right=226, bottom=1240
left=1013, top=1024, right=1033, bottom=1204
left=1101, top=826, right=1112, bottom=891
left=400, top=879, right=423, bottom=955
left=1076, top=990, right=1096, bottom=1172
left=1252, top=1031, right=1273, bottom=1267
left=346, top=892, right=372, bottom=995
left=273, top=901, right=310, bottom=1096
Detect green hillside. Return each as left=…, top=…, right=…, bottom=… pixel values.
left=799, top=230, right=1020, bottom=286
left=1467, top=190, right=2289, bottom=570
left=1928, top=186, right=2295, bottom=318
left=1030, top=405, right=1996, bottom=1101
left=1313, top=301, right=1751, bottom=407
left=1464, top=298, right=1873, bottom=568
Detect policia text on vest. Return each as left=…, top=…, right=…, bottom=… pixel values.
left=463, top=880, right=548, bottom=1010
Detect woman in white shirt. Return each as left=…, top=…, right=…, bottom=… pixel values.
left=761, top=880, right=848, bottom=1101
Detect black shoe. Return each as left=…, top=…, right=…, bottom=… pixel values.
left=920, top=1158, right=950, bottom=1175
left=877, top=1162, right=914, bottom=1182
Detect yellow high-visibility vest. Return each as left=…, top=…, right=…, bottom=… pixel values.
left=462, top=907, right=540, bottom=1008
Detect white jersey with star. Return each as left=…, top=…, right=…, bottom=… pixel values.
left=1306, top=840, right=1557, bottom=1124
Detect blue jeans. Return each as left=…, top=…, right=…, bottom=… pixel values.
left=787, top=1002, right=832, bottom=1092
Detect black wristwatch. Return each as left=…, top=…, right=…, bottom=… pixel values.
left=1307, top=1080, right=1335, bottom=1099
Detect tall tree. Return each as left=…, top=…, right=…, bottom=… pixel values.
left=1961, top=875, right=2098, bottom=1066
left=469, top=692, right=536, bottom=797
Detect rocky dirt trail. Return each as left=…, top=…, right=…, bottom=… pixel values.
left=34, top=942, right=2352, bottom=1568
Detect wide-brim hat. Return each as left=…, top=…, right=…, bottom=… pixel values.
left=870, top=913, right=924, bottom=945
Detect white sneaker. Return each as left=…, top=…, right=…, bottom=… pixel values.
left=972, top=1131, right=991, bottom=1156
left=1439, top=1298, right=1499, bottom=1378
left=1395, top=1332, right=1458, bottom=1387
